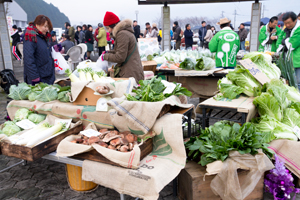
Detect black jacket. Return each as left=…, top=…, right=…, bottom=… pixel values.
left=75, top=31, right=80, bottom=44
left=198, top=27, right=207, bottom=42
left=85, top=30, right=94, bottom=44
left=11, top=31, right=20, bottom=46
left=184, top=29, right=193, bottom=46
left=173, top=26, right=181, bottom=41
left=23, top=34, right=55, bottom=85
left=133, top=25, right=140, bottom=41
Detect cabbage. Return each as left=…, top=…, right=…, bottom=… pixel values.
left=217, top=77, right=244, bottom=99
left=284, top=84, right=300, bottom=102
left=243, top=52, right=281, bottom=79
left=58, top=91, right=70, bottom=102
left=227, top=66, right=261, bottom=97
left=14, top=108, right=32, bottom=121
left=253, top=93, right=282, bottom=121
left=290, top=102, right=300, bottom=114
left=2, top=124, right=21, bottom=136
left=282, top=108, right=300, bottom=129
left=28, top=113, right=46, bottom=124
left=179, top=58, right=196, bottom=70
left=35, top=87, right=58, bottom=102
left=254, top=115, right=296, bottom=141
left=28, top=91, right=42, bottom=101
left=202, top=57, right=215, bottom=71
left=266, top=79, right=290, bottom=109
left=4, top=121, right=15, bottom=127
left=8, top=83, right=31, bottom=100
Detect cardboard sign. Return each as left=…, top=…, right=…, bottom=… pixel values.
left=239, top=59, right=271, bottom=85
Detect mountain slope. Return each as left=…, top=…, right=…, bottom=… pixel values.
left=15, top=0, right=70, bottom=29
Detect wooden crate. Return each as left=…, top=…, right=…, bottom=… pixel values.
left=142, top=61, right=157, bottom=74
left=178, top=161, right=264, bottom=200
left=72, top=138, right=153, bottom=167
left=0, top=125, right=83, bottom=162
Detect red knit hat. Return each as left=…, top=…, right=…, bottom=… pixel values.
left=103, top=11, right=120, bottom=26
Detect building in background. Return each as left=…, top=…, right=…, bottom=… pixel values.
left=5, top=1, right=27, bottom=29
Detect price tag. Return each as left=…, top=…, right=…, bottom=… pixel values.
left=55, top=119, right=72, bottom=129
left=293, top=126, right=300, bottom=139
left=162, top=80, right=179, bottom=94
left=16, top=119, right=37, bottom=130
left=96, top=96, right=112, bottom=112
left=80, top=129, right=100, bottom=137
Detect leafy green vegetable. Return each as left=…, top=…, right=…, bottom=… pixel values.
left=28, top=91, right=42, bottom=101
left=216, top=77, right=244, bottom=99
left=227, top=66, right=261, bottom=97
left=194, top=58, right=204, bottom=71
left=290, top=102, right=300, bottom=114
left=185, top=121, right=274, bottom=166
left=266, top=79, right=290, bottom=110
left=179, top=58, right=196, bottom=70
left=4, top=121, right=16, bottom=127
left=35, top=87, right=58, bottom=102
left=2, top=124, right=21, bottom=136
left=147, top=55, right=153, bottom=61
left=253, top=93, right=282, bottom=121
left=125, top=77, right=192, bottom=102
left=28, top=113, right=46, bottom=124
left=8, top=83, right=31, bottom=100
left=14, top=108, right=32, bottom=122
left=58, top=91, right=70, bottom=102
left=284, top=84, right=300, bottom=102
left=243, top=52, right=281, bottom=79
left=282, top=108, right=300, bottom=129
left=202, top=57, right=215, bottom=71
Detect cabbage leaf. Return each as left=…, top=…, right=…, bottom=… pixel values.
left=14, top=108, right=32, bottom=121
left=35, top=87, right=58, bottom=102
left=28, top=113, right=46, bottom=124
left=253, top=93, right=282, bottom=121
left=8, top=83, right=31, bottom=100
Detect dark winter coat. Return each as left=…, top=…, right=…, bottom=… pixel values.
left=103, top=19, right=144, bottom=83
left=199, top=26, right=207, bottom=42
left=238, top=28, right=248, bottom=42
left=173, top=26, right=181, bottom=41
left=11, top=30, right=20, bottom=46
left=85, top=30, right=94, bottom=44
left=23, top=34, right=55, bottom=85
left=134, top=25, right=140, bottom=41
left=184, top=29, right=194, bottom=46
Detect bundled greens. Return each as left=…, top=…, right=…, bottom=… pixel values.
left=185, top=121, right=274, bottom=166
left=125, top=77, right=192, bottom=102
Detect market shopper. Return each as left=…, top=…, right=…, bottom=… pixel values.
left=94, top=23, right=101, bottom=42
left=184, top=24, right=193, bottom=50
left=238, top=23, right=248, bottom=50
left=80, top=24, right=87, bottom=43
left=59, top=35, right=74, bottom=60
left=65, top=22, right=75, bottom=43
left=277, top=12, right=300, bottom=90
left=173, top=21, right=182, bottom=50
left=11, top=25, right=21, bottom=61
left=150, top=23, right=159, bottom=38
left=258, top=16, right=281, bottom=52
left=85, top=25, right=94, bottom=59
left=198, top=21, right=207, bottom=48
left=96, top=23, right=107, bottom=56
left=49, top=31, right=57, bottom=48
left=209, top=18, right=240, bottom=69
left=204, top=24, right=213, bottom=49
left=133, top=20, right=141, bottom=41
left=75, top=26, right=81, bottom=44
left=144, top=22, right=152, bottom=38
left=23, top=15, right=55, bottom=85
left=101, top=11, right=144, bottom=83
left=211, top=26, right=216, bottom=35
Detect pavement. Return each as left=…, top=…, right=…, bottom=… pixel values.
left=0, top=59, right=178, bottom=200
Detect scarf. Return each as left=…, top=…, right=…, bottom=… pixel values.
left=24, top=23, right=51, bottom=43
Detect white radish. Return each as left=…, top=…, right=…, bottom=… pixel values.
left=86, top=72, right=93, bottom=81
left=26, top=123, right=64, bottom=147
left=93, top=73, right=101, bottom=82
left=65, top=69, right=80, bottom=82
left=15, top=127, right=48, bottom=145
left=78, top=69, right=87, bottom=81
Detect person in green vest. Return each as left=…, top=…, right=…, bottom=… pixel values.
left=209, top=18, right=240, bottom=69
left=276, top=12, right=300, bottom=90
left=258, top=16, right=282, bottom=52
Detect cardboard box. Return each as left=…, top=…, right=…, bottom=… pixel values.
left=168, top=76, right=219, bottom=98
left=72, top=78, right=128, bottom=106
left=178, top=161, right=264, bottom=200
left=142, top=60, right=157, bottom=74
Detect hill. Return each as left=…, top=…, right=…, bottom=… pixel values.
left=14, top=0, right=70, bottom=29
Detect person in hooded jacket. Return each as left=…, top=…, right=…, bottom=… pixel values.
left=96, top=23, right=107, bottom=56
left=23, top=15, right=55, bottom=85
left=85, top=25, right=94, bottom=59
left=100, top=11, right=144, bottom=83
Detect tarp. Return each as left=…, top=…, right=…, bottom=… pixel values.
left=243, top=17, right=284, bottom=26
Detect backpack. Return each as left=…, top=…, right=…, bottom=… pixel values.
left=0, top=69, right=19, bottom=94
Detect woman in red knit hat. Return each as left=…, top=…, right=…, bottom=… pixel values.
left=100, top=11, right=144, bottom=83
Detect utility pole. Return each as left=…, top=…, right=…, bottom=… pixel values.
left=135, top=10, right=139, bottom=22
left=261, top=4, right=268, bottom=18
left=221, top=11, right=225, bottom=18
left=234, top=9, right=237, bottom=30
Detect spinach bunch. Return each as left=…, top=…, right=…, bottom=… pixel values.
left=185, top=121, right=274, bottom=166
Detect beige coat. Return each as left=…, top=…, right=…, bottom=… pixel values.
left=103, top=19, right=144, bottom=83
left=204, top=29, right=213, bottom=42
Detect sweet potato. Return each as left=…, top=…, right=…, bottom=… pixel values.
left=88, top=136, right=100, bottom=145
left=110, top=138, right=121, bottom=146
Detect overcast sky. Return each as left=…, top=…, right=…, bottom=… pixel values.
left=44, top=0, right=300, bottom=29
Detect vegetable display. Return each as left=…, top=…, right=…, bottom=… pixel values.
left=185, top=121, right=273, bottom=166
left=65, top=68, right=106, bottom=82
left=125, top=77, right=192, bottom=102
left=8, top=82, right=71, bottom=103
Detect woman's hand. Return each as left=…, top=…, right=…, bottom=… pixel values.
left=108, top=67, right=114, bottom=72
